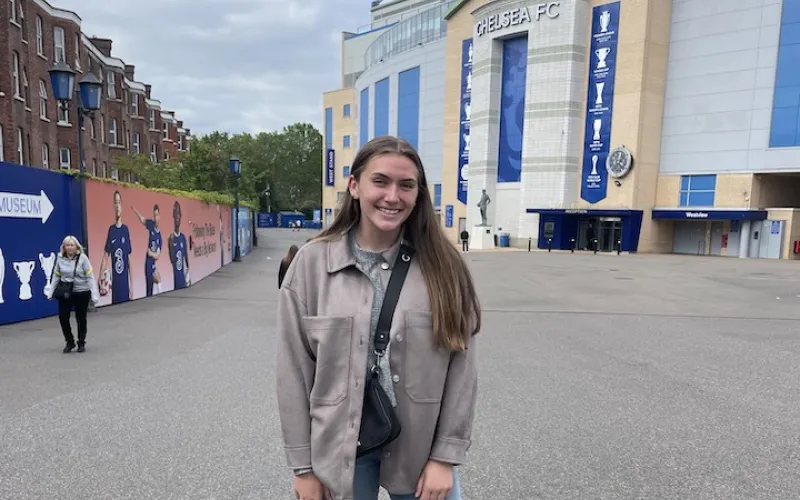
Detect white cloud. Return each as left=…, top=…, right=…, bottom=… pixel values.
left=54, top=0, right=370, bottom=136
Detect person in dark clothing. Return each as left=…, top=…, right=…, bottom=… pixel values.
left=460, top=229, right=470, bottom=252
left=278, top=245, right=299, bottom=289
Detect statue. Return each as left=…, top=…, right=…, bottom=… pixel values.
left=477, top=189, right=491, bottom=226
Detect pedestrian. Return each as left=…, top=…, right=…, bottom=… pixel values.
left=276, top=136, right=481, bottom=500
left=459, top=229, right=469, bottom=252
left=46, top=235, right=100, bottom=353
left=278, top=244, right=299, bottom=289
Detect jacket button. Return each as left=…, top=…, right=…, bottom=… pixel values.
left=380, top=262, right=389, bottom=270
left=392, top=374, right=400, bottom=383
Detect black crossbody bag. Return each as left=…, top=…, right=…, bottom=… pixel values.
left=356, top=243, right=415, bottom=458
left=52, top=257, right=79, bottom=301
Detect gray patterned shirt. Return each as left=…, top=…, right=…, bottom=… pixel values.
left=348, top=232, right=398, bottom=407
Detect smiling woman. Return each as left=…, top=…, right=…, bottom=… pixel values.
left=276, top=135, right=482, bottom=500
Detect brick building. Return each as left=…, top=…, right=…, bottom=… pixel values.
left=1, top=0, right=190, bottom=180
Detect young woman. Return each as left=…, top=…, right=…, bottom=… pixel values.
left=47, top=235, right=100, bottom=353
left=276, top=136, right=481, bottom=500
left=278, top=245, right=299, bottom=289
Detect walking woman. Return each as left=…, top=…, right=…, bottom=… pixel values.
left=276, top=136, right=481, bottom=500
left=278, top=244, right=299, bottom=289
left=47, top=235, right=100, bottom=353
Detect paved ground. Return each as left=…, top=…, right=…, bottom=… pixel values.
left=2, top=229, right=800, bottom=499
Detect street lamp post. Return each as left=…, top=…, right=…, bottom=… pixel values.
left=48, top=61, right=103, bottom=253
left=230, top=157, right=242, bottom=262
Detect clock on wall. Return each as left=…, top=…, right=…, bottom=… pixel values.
left=606, top=145, right=633, bottom=179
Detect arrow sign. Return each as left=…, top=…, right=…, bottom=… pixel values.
left=0, top=190, right=55, bottom=223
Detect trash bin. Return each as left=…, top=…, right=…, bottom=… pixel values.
left=498, top=232, right=510, bottom=248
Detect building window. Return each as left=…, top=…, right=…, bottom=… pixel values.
left=164, top=151, right=169, bottom=160
left=109, top=119, right=117, bottom=145
left=0, top=125, right=4, bottom=161
left=679, top=175, right=716, bottom=207
left=343, top=104, right=351, bottom=117
left=150, top=144, right=157, bottom=162
left=111, top=168, right=119, bottom=180
left=21, top=66, right=29, bottom=107
left=35, top=15, right=43, bottom=55
left=74, top=34, right=81, bottom=70
left=132, top=133, right=140, bottom=154
left=58, top=102, right=68, bottom=124
left=162, top=122, right=168, bottom=140
left=12, top=51, right=21, bottom=97
left=149, top=109, right=155, bottom=129
left=10, top=0, right=17, bottom=23
left=38, top=80, right=48, bottom=119
left=59, top=147, right=70, bottom=169
left=106, top=71, right=116, bottom=99
left=131, top=94, right=139, bottom=116
left=53, top=27, right=65, bottom=62
left=343, top=165, right=350, bottom=177
left=343, top=135, right=351, bottom=148
left=89, top=118, right=95, bottom=138
left=91, top=159, right=97, bottom=176
left=434, top=183, right=442, bottom=208
left=99, top=115, right=105, bottom=142
left=41, top=143, right=49, bottom=169
left=16, top=128, right=24, bottom=164
left=336, top=191, right=345, bottom=204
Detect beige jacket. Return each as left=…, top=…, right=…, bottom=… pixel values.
left=276, top=233, right=479, bottom=500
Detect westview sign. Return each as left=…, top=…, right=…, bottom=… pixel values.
left=475, top=2, right=560, bottom=37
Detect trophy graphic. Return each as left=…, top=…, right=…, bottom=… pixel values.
left=463, top=132, right=471, bottom=152
left=464, top=101, right=471, bottom=121
left=0, top=248, right=5, bottom=304
left=13, top=261, right=35, bottom=301
left=590, top=155, right=599, bottom=175
left=468, top=42, right=473, bottom=63
left=600, top=10, right=611, bottom=33
left=595, top=82, right=605, bottom=106
left=593, top=118, right=602, bottom=142
left=595, top=47, right=611, bottom=70
left=466, top=71, right=472, bottom=91
left=39, top=252, right=56, bottom=297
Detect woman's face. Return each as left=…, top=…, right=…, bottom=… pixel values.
left=64, top=241, right=77, bottom=255
left=348, top=153, right=419, bottom=236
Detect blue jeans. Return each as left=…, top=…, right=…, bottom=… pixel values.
left=353, top=450, right=462, bottom=500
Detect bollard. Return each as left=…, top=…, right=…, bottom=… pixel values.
left=617, top=239, right=622, bottom=255
left=528, top=237, right=532, bottom=252
left=593, top=239, right=599, bottom=254
left=547, top=238, right=552, bottom=252
left=570, top=238, right=575, bottom=253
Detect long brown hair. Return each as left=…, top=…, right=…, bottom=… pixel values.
left=283, top=245, right=299, bottom=265
left=316, top=136, right=481, bottom=351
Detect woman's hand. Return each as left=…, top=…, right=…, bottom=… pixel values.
left=293, top=472, right=331, bottom=500
left=415, top=460, right=454, bottom=500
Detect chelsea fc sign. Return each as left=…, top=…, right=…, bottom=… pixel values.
left=475, top=2, right=560, bottom=37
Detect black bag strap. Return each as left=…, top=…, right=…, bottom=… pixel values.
left=373, top=243, right=415, bottom=357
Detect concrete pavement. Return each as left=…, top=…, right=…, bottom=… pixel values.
left=2, top=229, right=800, bottom=499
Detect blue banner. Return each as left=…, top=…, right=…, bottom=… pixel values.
left=445, top=205, right=454, bottom=228
left=257, top=212, right=276, bottom=228
left=325, top=149, right=335, bottom=187
left=457, top=38, right=473, bottom=205
left=313, top=209, right=321, bottom=222
left=233, top=208, right=253, bottom=257
left=0, top=163, right=83, bottom=325
left=580, top=2, right=621, bottom=204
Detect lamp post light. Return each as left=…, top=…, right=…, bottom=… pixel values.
left=230, top=157, right=242, bottom=262
left=48, top=61, right=103, bottom=253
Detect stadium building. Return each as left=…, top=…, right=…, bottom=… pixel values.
left=322, top=0, right=800, bottom=260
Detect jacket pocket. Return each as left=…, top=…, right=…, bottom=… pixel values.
left=302, top=316, right=353, bottom=406
left=403, top=311, right=451, bottom=403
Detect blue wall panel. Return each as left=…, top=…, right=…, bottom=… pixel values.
left=0, top=162, right=84, bottom=325
left=360, top=88, right=370, bottom=147
left=397, top=66, right=421, bottom=149
left=374, top=78, right=390, bottom=138
left=497, top=36, right=528, bottom=183
left=233, top=207, right=253, bottom=257
left=457, top=38, right=473, bottom=204
left=580, top=2, right=621, bottom=203
left=770, top=0, right=800, bottom=147
left=324, top=107, right=333, bottom=149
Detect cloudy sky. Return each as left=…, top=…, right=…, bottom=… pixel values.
left=56, top=0, right=370, bottom=137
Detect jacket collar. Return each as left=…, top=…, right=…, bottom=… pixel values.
left=327, top=230, right=407, bottom=273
